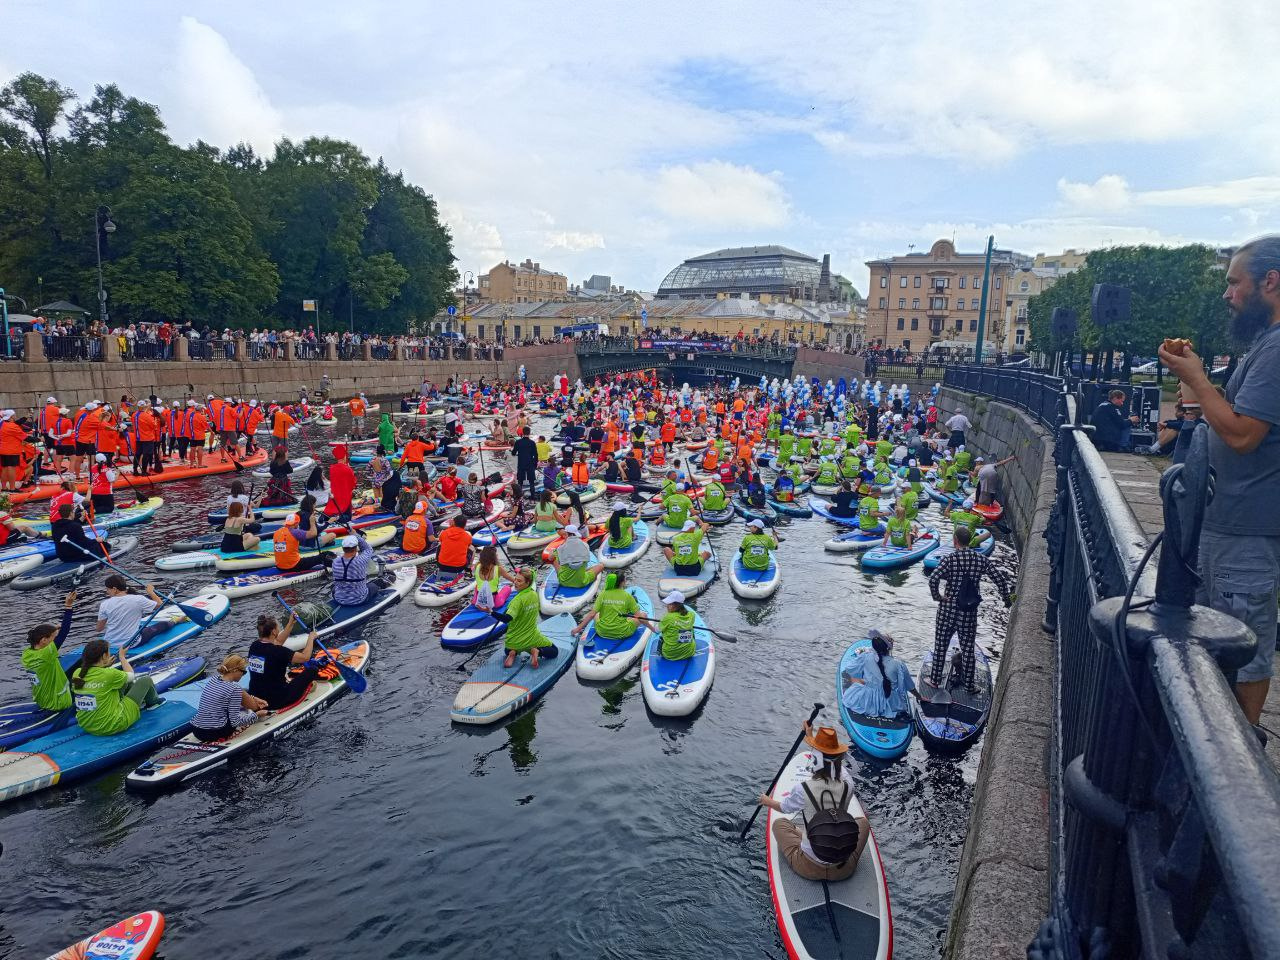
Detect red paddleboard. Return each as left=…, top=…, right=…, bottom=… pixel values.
left=10, top=449, right=269, bottom=504
left=47, top=910, right=165, bottom=960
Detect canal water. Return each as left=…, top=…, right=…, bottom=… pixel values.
left=0, top=407, right=1016, bottom=960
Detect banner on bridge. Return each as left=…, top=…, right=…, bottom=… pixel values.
left=636, top=339, right=729, bottom=351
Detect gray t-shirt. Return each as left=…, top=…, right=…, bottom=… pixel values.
left=1204, top=322, right=1280, bottom=535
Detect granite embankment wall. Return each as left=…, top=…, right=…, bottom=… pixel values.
left=0, top=343, right=579, bottom=410
left=791, top=347, right=865, bottom=384
left=937, top=386, right=1057, bottom=960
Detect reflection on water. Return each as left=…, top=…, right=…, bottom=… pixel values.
left=0, top=407, right=1018, bottom=960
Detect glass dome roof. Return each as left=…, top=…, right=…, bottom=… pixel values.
left=657, top=245, right=823, bottom=299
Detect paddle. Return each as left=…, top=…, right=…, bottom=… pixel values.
left=272, top=591, right=367, bottom=694
left=60, top=538, right=217, bottom=628
left=633, top=614, right=736, bottom=644
left=739, top=702, right=826, bottom=840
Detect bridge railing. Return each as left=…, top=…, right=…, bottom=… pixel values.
left=579, top=336, right=796, bottom=359
left=954, top=371, right=1280, bottom=958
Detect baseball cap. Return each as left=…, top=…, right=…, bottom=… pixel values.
left=285, top=513, right=299, bottom=526
left=747, top=518, right=764, bottom=530
left=46, top=396, right=56, bottom=403
left=95, top=453, right=106, bottom=462
left=661, top=590, right=686, bottom=605
left=962, top=498, right=975, bottom=509
left=563, top=524, right=580, bottom=537
left=341, top=535, right=359, bottom=549
left=413, top=501, right=426, bottom=513
left=975, top=456, right=986, bottom=463
left=681, top=519, right=696, bottom=531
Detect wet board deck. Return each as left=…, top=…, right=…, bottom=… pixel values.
left=451, top=613, right=577, bottom=724
left=914, top=639, right=993, bottom=753
left=23, top=497, right=163, bottom=535
left=59, top=593, right=230, bottom=669
left=440, top=595, right=512, bottom=649
left=11, top=536, right=139, bottom=591
left=640, top=605, right=714, bottom=716
left=538, top=556, right=602, bottom=614
left=574, top=587, right=653, bottom=681
left=281, top=569, right=415, bottom=645
left=730, top=552, right=780, bottom=599
left=860, top=528, right=939, bottom=570
left=600, top=520, right=652, bottom=568
left=921, top=530, right=993, bottom=570
left=7, top=450, right=269, bottom=505
left=656, top=555, right=719, bottom=599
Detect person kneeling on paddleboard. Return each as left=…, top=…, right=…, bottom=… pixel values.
left=573, top=570, right=639, bottom=644
left=473, top=545, right=516, bottom=613
left=738, top=518, right=780, bottom=570
left=663, top=519, right=711, bottom=576
left=52, top=502, right=110, bottom=562
left=842, top=629, right=916, bottom=720
left=755, top=724, right=870, bottom=882
left=881, top=503, right=916, bottom=549
left=24, top=590, right=77, bottom=711
left=656, top=590, right=697, bottom=660
left=435, top=515, right=474, bottom=576
left=551, top=524, right=603, bottom=588
left=190, top=655, right=268, bottom=742
left=247, top=614, right=320, bottom=711
left=606, top=502, right=635, bottom=550
left=495, top=567, right=557, bottom=669
left=273, top=515, right=327, bottom=573
left=829, top=480, right=858, bottom=518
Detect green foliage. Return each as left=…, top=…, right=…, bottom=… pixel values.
left=0, top=74, right=455, bottom=333
left=1028, top=244, right=1228, bottom=356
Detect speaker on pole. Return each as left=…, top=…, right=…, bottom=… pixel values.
left=1051, top=307, right=1078, bottom=341
left=1091, top=284, right=1131, bottom=327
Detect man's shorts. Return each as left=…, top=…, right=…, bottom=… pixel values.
left=1197, top=529, right=1280, bottom=683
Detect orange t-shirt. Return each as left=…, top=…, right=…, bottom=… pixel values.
left=402, top=515, right=430, bottom=554
left=273, top=527, right=303, bottom=570
left=137, top=410, right=161, bottom=442
left=402, top=439, right=428, bottom=464
left=732, top=398, right=745, bottom=414
left=349, top=398, right=367, bottom=417
left=272, top=410, right=296, bottom=438
left=0, top=420, right=27, bottom=455
left=660, top=422, right=676, bottom=443
left=436, top=525, right=472, bottom=568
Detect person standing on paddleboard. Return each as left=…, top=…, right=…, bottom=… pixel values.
left=926, top=526, right=1014, bottom=694
left=754, top=724, right=870, bottom=882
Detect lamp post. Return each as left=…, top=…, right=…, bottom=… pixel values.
left=460, top=270, right=476, bottom=338
left=94, top=206, right=116, bottom=328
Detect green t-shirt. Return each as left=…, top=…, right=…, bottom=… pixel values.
left=941, top=467, right=960, bottom=493
left=901, top=489, right=920, bottom=519
left=887, top=515, right=912, bottom=547
left=664, top=493, right=693, bottom=528
left=840, top=456, right=859, bottom=479
left=670, top=529, right=704, bottom=568
left=607, top=515, right=634, bottom=548
left=504, top=587, right=551, bottom=652
left=778, top=435, right=795, bottom=457
left=954, top=451, right=973, bottom=471
left=659, top=608, right=698, bottom=660
left=555, top=548, right=596, bottom=588
left=703, top=482, right=728, bottom=510
left=73, top=665, right=140, bottom=736
left=874, top=439, right=893, bottom=460
left=817, top=462, right=839, bottom=484
left=819, top=438, right=837, bottom=455
left=950, top=509, right=981, bottom=534
left=739, top=533, right=777, bottom=571
left=858, top=495, right=882, bottom=531
left=787, top=463, right=806, bottom=483
left=797, top=437, right=813, bottom=457
left=22, top=642, right=72, bottom=711
left=874, top=467, right=892, bottom=486
left=592, top=587, right=639, bottom=640
left=661, top=479, right=679, bottom=501
left=534, top=502, right=559, bottom=532
left=844, top=425, right=863, bottom=446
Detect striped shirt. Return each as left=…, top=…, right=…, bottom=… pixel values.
left=192, top=677, right=255, bottom=731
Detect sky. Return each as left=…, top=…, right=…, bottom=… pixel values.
left=5, top=0, right=1278, bottom=295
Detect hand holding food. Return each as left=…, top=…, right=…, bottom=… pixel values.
left=1162, top=337, right=1193, bottom=356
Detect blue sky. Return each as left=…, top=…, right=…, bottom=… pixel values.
left=5, top=0, right=1277, bottom=295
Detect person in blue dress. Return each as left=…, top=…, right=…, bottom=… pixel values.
left=841, top=629, right=916, bottom=719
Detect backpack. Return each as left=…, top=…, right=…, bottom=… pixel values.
left=955, top=574, right=982, bottom=612
left=800, top=781, right=860, bottom=865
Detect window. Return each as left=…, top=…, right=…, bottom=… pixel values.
left=969, top=318, right=978, bottom=332
left=879, top=297, right=887, bottom=308
left=973, top=276, right=981, bottom=288
left=514, top=325, right=522, bottom=340
left=956, top=298, right=965, bottom=310
left=532, top=325, right=541, bottom=338
left=929, top=297, right=945, bottom=310
left=477, top=324, right=485, bottom=339
left=913, top=276, right=921, bottom=288
left=959, top=276, right=967, bottom=288
left=995, top=277, right=1002, bottom=289
left=902, top=339, right=911, bottom=350
left=898, top=297, right=906, bottom=309
left=1019, top=280, right=1030, bottom=292
left=899, top=276, right=908, bottom=288
left=910, top=318, right=919, bottom=330
left=879, top=276, right=888, bottom=288
left=753, top=328, right=760, bottom=336
left=1015, top=328, right=1026, bottom=346
left=896, top=318, right=905, bottom=330
left=932, top=278, right=948, bottom=291
left=912, top=298, right=920, bottom=309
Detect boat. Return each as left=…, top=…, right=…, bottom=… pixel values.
left=921, top=529, right=994, bottom=570
left=656, top=554, right=719, bottom=599
left=574, top=587, right=654, bottom=681
left=838, top=637, right=914, bottom=760
left=640, top=604, right=714, bottom=716
left=729, top=551, right=781, bottom=599
left=414, top=568, right=474, bottom=607
left=1, top=656, right=205, bottom=753
left=766, top=750, right=892, bottom=959
left=251, top=456, right=316, bottom=479
left=450, top=613, right=577, bottom=724
left=538, top=557, right=603, bottom=614
left=860, top=528, right=940, bottom=570
left=280, top=568, right=415, bottom=645
left=440, top=595, right=512, bottom=649
left=600, top=520, right=652, bottom=568
left=914, top=639, right=993, bottom=753
left=5, top=450, right=269, bottom=505
left=58, top=593, right=231, bottom=669
left=125, top=641, right=370, bottom=792
left=555, top=478, right=606, bottom=506
left=0, top=685, right=206, bottom=804
left=10, top=536, right=140, bottom=591
left=973, top=500, right=1004, bottom=523
left=46, top=910, right=165, bottom=960
left=22, top=497, right=163, bottom=535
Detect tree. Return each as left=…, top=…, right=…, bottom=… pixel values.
left=0, top=72, right=75, bottom=180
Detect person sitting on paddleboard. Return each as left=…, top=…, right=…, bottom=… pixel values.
left=655, top=589, right=698, bottom=660
left=331, top=531, right=377, bottom=607
left=858, top=486, right=889, bottom=533
left=400, top=501, right=436, bottom=555
left=190, top=654, right=268, bottom=742
left=944, top=498, right=984, bottom=543
left=828, top=480, right=858, bottom=518
left=97, top=574, right=166, bottom=651
left=572, top=569, right=639, bottom=645
left=0, top=511, right=44, bottom=546
left=296, top=494, right=336, bottom=550
left=881, top=502, right=916, bottom=549
left=702, top=478, right=728, bottom=512
left=221, top=501, right=261, bottom=553
left=70, top=639, right=164, bottom=734
left=473, top=545, right=516, bottom=613
left=52, top=502, right=110, bottom=562
left=605, top=501, right=636, bottom=550
left=247, top=614, right=320, bottom=710
left=738, top=518, right=780, bottom=570
left=272, top=514, right=327, bottom=573
left=24, top=590, right=77, bottom=711
left=744, top=474, right=768, bottom=509
left=663, top=518, right=711, bottom=575
left=662, top=483, right=694, bottom=529
left=435, top=514, right=474, bottom=576
left=494, top=567, right=557, bottom=669
left=755, top=723, right=870, bottom=882
left=458, top=472, right=491, bottom=520
left=551, top=524, right=603, bottom=588
left=842, top=629, right=916, bottom=720
left=772, top=472, right=796, bottom=503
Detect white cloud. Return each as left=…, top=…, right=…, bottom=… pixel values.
left=543, top=231, right=605, bottom=252
left=173, top=17, right=282, bottom=155
left=653, top=161, right=790, bottom=229
left=440, top=205, right=505, bottom=272
left=1057, top=175, right=1133, bottom=212
left=1060, top=174, right=1280, bottom=213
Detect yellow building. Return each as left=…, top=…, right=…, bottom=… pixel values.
left=478, top=259, right=569, bottom=303
left=1003, top=267, right=1060, bottom=353
left=865, top=239, right=1031, bottom=353
left=1033, top=249, right=1088, bottom=273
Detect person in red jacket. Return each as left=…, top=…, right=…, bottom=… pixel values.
left=324, top=444, right=357, bottom=523
left=0, top=410, right=29, bottom=491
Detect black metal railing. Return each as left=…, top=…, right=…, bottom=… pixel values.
left=188, top=338, right=237, bottom=361
left=1018, top=389, right=1280, bottom=958
left=944, top=365, right=1064, bottom=429
left=43, top=335, right=102, bottom=362
left=579, top=336, right=797, bottom=359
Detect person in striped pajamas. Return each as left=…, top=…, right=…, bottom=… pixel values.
left=926, top=526, right=1014, bottom=693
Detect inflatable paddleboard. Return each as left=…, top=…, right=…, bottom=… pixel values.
left=768, top=496, right=813, bottom=518
left=700, top=505, right=736, bottom=526
left=729, top=551, right=780, bottom=599
left=414, top=568, right=474, bottom=607
left=7, top=450, right=268, bottom=505
left=555, top=478, right=606, bottom=507
left=538, top=556, right=602, bottom=615
left=10, top=536, right=139, bottom=591
left=279, top=568, right=414, bottom=647
left=24, top=497, right=163, bottom=536
left=211, top=566, right=327, bottom=599
left=860, top=528, right=939, bottom=570
left=657, top=554, right=719, bottom=599
left=574, top=587, right=653, bottom=681
left=915, top=639, right=993, bottom=753
left=251, top=456, right=315, bottom=479
left=640, top=604, right=713, bottom=716
left=838, top=637, right=914, bottom=760
left=921, top=529, right=994, bottom=570
left=451, top=613, right=577, bottom=724
left=58, top=593, right=230, bottom=669
left=767, top=751, right=892, bottom=960
left=600, top=520, right=651, bottom=568
left=46, top=910, right=165, bottom=960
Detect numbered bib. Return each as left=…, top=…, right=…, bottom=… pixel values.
left=748, top=544, right=766, bottom=557
left=247, top=655, right=266, bottom=674
left=678, top=629, right=695, bottom=645
left=676, top=543, right=694, bottom=557
left=274, top=541, right=287, bottom=554
left=74, top=694, right=96, bottom=711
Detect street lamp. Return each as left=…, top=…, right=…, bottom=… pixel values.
left=460, top=270, right=476, bottom=337
left=94, top=206, right=116, bottom=328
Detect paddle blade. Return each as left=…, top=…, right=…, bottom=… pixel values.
left=337, top=660, right=368, bottom=694
left=177, top=602, right=218, bottom=628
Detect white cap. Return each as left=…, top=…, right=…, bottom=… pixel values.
left=975, top=456, right=985, bottom=463
left=959, top=444, right=966, bottom=451
left=250, top=399, right=258, bottom=406
left=0, top=409, right=11, bottom=420
left=962, top=498, right=975, bottom=509
left=747, top=518, right=764, bottom=530
left=341, top=535, right=359, bottom=549
left=676, top=482, right=686, bottom=491
left=681, top=519, right=697, bottom=531
left=86, top=401, right=100, bottom=409
left=46, top=396, right=56, bottom=403
left=563, top=524, right=580, bottom=537
left=207, top=394, right=214, bottom=400
left=661, top=590, right=686, bottom=605
left=95, top=453, right=106, bottom=462
left=186, top=400, right=196, bottom=407
left=58, top=406, right=69, bottom=414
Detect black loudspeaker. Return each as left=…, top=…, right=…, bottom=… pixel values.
left=1051, top=307, right=1078, bottom=340
left=1092, top=284, right=1131, bottom=327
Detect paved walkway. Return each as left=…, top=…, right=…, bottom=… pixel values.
left=1101, top=451, right=1280, bottom=769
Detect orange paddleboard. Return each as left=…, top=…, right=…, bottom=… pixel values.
left=9, top=450, right=268, bottom=504
left=47, top=910, right=165, bottom=960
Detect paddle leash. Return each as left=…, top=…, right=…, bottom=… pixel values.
left=60, top=538, right=218, bottom=629
left=739, top=702, right=824, bottom=840
left=272, top=591, right=368, bottom=694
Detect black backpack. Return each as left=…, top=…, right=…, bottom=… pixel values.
left=801, top=781, right=861, bottom=865
left=955, top=574, right=982, bottom=612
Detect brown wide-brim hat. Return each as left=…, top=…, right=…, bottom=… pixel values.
left=805, top=725, right=848, bottom=756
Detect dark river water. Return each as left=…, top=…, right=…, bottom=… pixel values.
left=0, top=407, right=1016, bottom=960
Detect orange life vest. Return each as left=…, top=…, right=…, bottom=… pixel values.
left=402, top=515, right=429, bottom=554
left=273, top=527, right=302, bottom=570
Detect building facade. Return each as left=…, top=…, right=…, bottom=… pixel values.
left=657, top=245, right=855, bottom=305
left=1033, top=249, right=1088, bottom=274
left=1002, top=266, right=1060, bottom=353
left=864, top=239, right=1032, bottom=355
left=478, top=259, right=569, bottom=303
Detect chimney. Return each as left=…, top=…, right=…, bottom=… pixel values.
left=817, top=254, right=831, bottom=302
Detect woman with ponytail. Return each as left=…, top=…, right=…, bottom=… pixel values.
left=572, top=569, right=640, bottom=643
left=840, top=628, right=916, bottom=720
left=71, top=638, right=162, bottom=736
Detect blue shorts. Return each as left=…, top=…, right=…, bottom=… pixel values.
left=1197, top=529, right=1280, bottom=683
